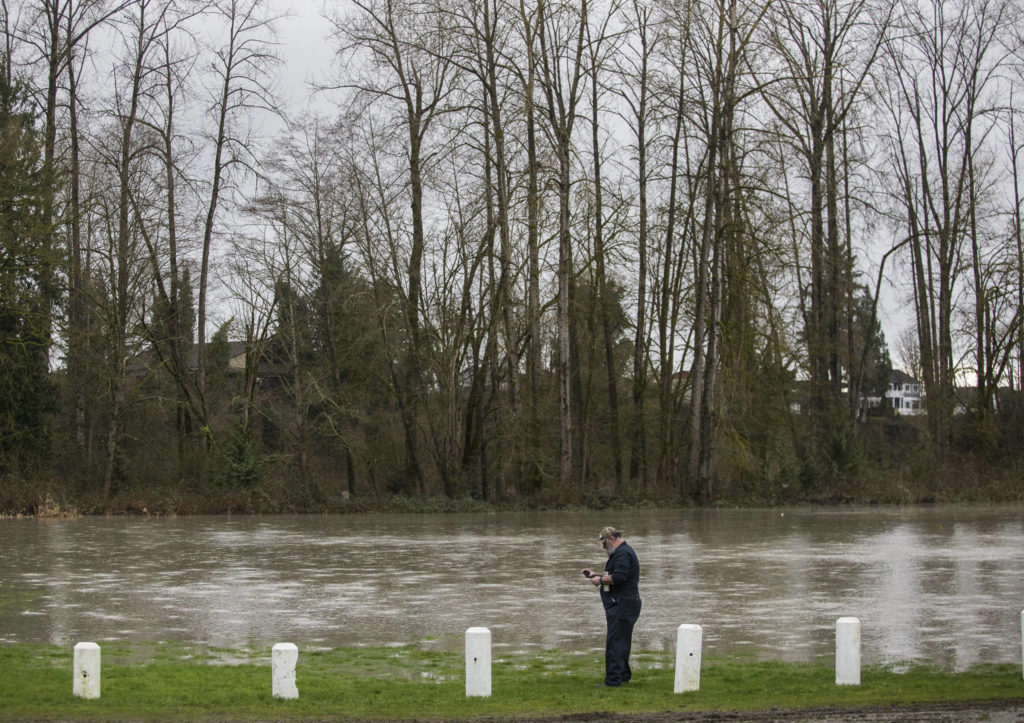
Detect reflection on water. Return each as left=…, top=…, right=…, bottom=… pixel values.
left=0, top=507, right=1021, bottom=669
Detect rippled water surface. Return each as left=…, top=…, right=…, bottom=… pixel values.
left=1, top=507, right=1021, bottom=668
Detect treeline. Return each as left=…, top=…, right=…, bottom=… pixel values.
left=1, top=0, right=1023, bottom=514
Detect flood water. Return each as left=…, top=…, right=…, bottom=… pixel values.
left=1, top=506, right=1022, bottom=669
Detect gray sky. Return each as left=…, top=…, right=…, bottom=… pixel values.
left=269, top=0, right=919, bottom=373
left=277, top=0, right=336, bottom=111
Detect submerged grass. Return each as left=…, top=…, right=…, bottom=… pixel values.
left=0, top=642, right=1021, bottom=721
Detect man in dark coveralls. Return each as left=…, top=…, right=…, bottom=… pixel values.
left=582, top=526, right=641, bottom=687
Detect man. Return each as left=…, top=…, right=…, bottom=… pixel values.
left=582, top=526, right=641, bottom=687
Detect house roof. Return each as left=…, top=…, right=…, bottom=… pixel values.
left=186, top=341, right=247, bottom=367
left=129, top=340, right=286, bottom=377
left=890, top=369, right=921, bottom=385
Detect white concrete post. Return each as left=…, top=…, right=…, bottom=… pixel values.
left=836, top=617, right=861, bottom=686
left=73, top=642, right=101, bottom=699
left=465, top=627, right=491, bottom=697
left=272, top=643, right=299, bottom=699
left=1020, top=609, right=1023, bottom=680
left=674, top=624, right=703, bottom=693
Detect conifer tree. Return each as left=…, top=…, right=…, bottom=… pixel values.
left=0, top=62, right=56, bottom=473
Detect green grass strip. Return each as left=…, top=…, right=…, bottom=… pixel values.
left=0, top=643, right=1021, bottom=721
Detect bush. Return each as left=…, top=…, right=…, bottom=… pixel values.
left=209, top=425, right=263, bottom=490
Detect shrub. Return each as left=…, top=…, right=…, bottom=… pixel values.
left=209, top=425, right=263, bottom=490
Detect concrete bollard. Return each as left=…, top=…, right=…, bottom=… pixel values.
left=73, top=642, right=101, bottom=699
left=465, top=627, right=491, bottom=697
left=272, top=643, right=299, bottom=699
left=836, top=617, right=861, bottom=686
left=674, top=624, right=703, bottom=693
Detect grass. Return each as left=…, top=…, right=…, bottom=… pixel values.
left=0, top=642, right=1021, bottom=721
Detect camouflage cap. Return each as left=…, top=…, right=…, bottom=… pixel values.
left=599, top=526, right=621, bottom=541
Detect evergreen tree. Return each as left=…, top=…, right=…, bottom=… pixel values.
left=845, top=287, right=893, bottom=401
left=0, top=63, right=56, bottom=473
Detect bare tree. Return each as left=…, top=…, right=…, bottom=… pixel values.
left=651, top=0, right=700, bottom=494
left=758, top=0, right=892, bottom=428
left=608, top=0, right=650, bottom=492
left=880, top=0, right=1015, bottom=441
left=331, top=0, right=460, bottom=495
left=20, top=0, right=131, bottom=182
left=17, top=0, right=131, bottom=471
left=443, top=0, right=528, bottom=499
left=515, top=0, right=545, bottom=491
left=959, top=0, right=1017, bottom=418
left=195, top=0, right=280, bottom=446
left=533, top=0, right=588, bottom=492
left=1010, top=95, right=1024, bottom=390
left=135, top=16, right=207, bottom=478
left=92, top=0, right=177, bottom=497
left=684, top=0, right=769, bottom=500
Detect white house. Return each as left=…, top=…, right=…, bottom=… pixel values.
left=860, top=370, right=925, bottom=415
left=884, top=370, right=925, bottom=415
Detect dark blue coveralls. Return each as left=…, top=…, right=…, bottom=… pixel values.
left=600, top=541, right=641, bottom=686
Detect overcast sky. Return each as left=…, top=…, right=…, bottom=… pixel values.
left=268, top=0, right=918, bottom=371
left=277, top=0, right=336, bottom=110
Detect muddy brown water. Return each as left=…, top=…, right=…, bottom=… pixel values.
left=1, top=507, right=1021, bottom=669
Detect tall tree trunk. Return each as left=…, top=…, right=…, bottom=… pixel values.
left=105, top=3, right=147, bottom=499
left=66, top=31, right=87, bottom=462
left=536, top=0, right=588, bottom=494
left=1011, top=109, right=1024, bottom=390
left=687, top=0, right=727, bottom=498
left=589, top=30, right=621, bottom=492
left=198, top=39, right=232, bottom=445
left=659, top=35, right=687, bottom=493
left=627, top=0, right=650, bottom=492
left=520, top=0, right=543, bottom=493
left=403, top=121, right=426, bottom=494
